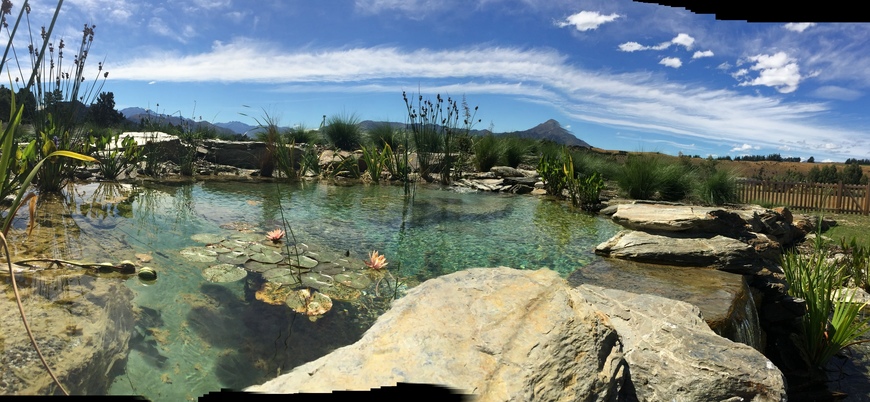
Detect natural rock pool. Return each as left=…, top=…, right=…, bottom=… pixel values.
left=1, top=180, right=619, bottom=400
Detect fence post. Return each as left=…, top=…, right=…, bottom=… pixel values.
left=864, top=181, right=870, bottom=215
left=837, top=181, right=844, bottom=213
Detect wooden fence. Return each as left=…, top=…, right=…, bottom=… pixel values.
left=737, top=179, right=870, bottom=215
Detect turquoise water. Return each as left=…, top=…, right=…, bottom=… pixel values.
left=9, top=180, right=619, bottom=400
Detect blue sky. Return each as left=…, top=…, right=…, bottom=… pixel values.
left=15, top=0, right=870, bottom=161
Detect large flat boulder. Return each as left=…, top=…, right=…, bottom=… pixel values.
left=569, top=259, right=763, bottom=351
left=248, top=268, right=626, bottom=400
left=611, top=203, right=725, bottom=232
left=576, top=284, right=786, bottom=402
left=248, top=267, right=786, bottom=401
left=594, top=230, right=770, bottom=274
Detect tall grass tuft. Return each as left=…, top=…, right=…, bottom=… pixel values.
left=617, top=153, right=662, bottom=200
left=473, top=134, right=502, bottom=172
left=367, top=123, right=401, bottom=150
left=323, top=113, right=362, bottom=151
left=501, top=136, right=528, bottom=168
left=698, top=169, right=739, bottom=205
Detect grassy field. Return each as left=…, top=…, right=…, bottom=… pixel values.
left=821, top=212, right=870, bottom=245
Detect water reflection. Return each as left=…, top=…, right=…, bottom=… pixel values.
left=3, top=180, right=619, bottom=400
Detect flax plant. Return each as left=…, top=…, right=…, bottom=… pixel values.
left=782, top=227, right=870, bottom=369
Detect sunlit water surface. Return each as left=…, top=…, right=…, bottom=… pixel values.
left=8, top=181, right=619, bottom=400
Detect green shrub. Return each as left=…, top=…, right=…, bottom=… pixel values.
left=367, top=123, right=401, bottom=150
left=323, top=113, right=362, bottom=150
left=473, top=134, right=502, bottom=172
left=286, top=125, right=316, bottom=145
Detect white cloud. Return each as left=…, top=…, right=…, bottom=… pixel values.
left=618, top=42, right=646, bottom=52
left=731, top=143, right=760, bottom=152
left=557, top=11, right=620, bottom=31
left=108, top=40, right=866, bottom=159
left=811, top=85, right=863, bottom=101
left=784, top=23, right=816, bottom=33
left=671, top=33, right=695, bottom=49
left=717, top=62, right=731, bottom=70
left=618, top=33, right=695, bottom=53
left=731, top=68, right=748, bottom=78
left=692, top=50, right=714, bottom=59
left=659, top=57, right=682, bottom=68
left=71, top=0, right=136, bottom=22
left=737, top=52, right=802, bottom=94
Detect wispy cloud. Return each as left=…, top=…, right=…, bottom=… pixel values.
left=811, top=85, right=863, bottom=101
left=556, top=11, right=620, bottom=31
left=108, top=39, right=866, bottom=158
left=618, top=33, right=695, bottom=52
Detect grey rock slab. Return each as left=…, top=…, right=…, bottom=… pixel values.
left=575, top=284, right=786, bottom=402
left=247, top=268, right=625, bottom=401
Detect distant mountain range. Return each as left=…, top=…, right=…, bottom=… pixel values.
left=120, top=107, right=591, bottom=148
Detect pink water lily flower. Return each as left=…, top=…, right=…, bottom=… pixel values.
left=365, top=250, right=388, bottom=270
left=266, top=228, right=285, bottom=243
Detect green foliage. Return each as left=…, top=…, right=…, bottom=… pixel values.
left=360, top=144, right=387, bottom=183
left=501, top=136, right=528, bottom=168
left=617, top=154, right=663, bottom=200
left=88, top=92, right=124, bottom=127
left=782, top=231, right=870, bottom=369
left=88, top=129, right=140, bottom=180
left=473, top=134, right=502, bottom=172
left=367, top=123, right=401, bottom=150
left=537, top=146, right=604, bottom=209
left=285, top=125, right=316, bottom=145
left=840, top=237, right=870, bottom=292
left=698, top=169, right=739, bottom=205
left=403, top=91, right=479, bottom=183
left=323, top=113, right=362, bottom=151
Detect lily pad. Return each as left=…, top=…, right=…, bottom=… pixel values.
left=179, top=247, right=218, bottom=263
left=230, top=232, right=263, bottom=242
left=202, top=264, right=248, bottom=283
left=333, top=272, right=372, bottom=289
left=250, top=250, right=284, bottom=264
left=191, top=233, right=225, bottom=244
left=218, top=250, right=250, bottom=264
left=262, top=268, right=302, bottom=286
left=288, top=255, right=319, bottom=269
left=285, top=289, right=333, bottom=317
left=207, top=244, right=234, bottom=254
left=244, top=260, right=277, bottom=273
left=300, top=272, right=334, bottom=290
left=313, top=262, right=345, bottom=276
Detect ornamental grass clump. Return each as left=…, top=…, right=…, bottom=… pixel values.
left=781, top=232, right=870, bottom=369
left=323, top=113, right=362, bottom=151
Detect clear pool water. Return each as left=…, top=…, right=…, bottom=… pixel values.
left=5, top=180, right=619, bottom=400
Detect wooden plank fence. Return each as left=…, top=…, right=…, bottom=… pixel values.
left=737, top=179, right=870, bottom=215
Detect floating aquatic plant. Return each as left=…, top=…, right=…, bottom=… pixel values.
left=202, top=263, right=247, bottom=283
left=266, top=228, right=285, bottom=243
left=365, top=250, right=388, bottom=270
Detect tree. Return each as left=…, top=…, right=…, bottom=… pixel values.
left=806, top=156, right=814, bottom=163
left=88, top=91, right=125, bottom=127
left=841, top=162, right=864, bottom=185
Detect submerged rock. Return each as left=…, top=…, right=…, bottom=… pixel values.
left=0, top=272, right=135, bottom=395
